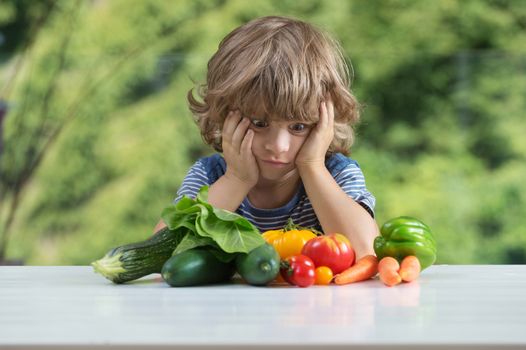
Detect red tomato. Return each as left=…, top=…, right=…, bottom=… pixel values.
left=280, top=255, right=316, bottom=288
left=301, top=233, right=355, bottom=274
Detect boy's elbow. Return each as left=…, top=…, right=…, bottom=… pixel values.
left=153, top=220, right=167, bottom=234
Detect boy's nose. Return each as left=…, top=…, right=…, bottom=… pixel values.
left=264, top=127, right=290, bottom=154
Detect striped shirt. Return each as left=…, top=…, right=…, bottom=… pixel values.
left=173, top=153, right=375, bottom=233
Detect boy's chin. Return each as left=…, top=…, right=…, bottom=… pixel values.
left=258, top=166, right=297, bottom=182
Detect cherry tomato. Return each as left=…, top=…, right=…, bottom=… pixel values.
left=314, top=266, right=333, bottom=285
left=280, top=255, right=316, bottom=288
left=301, top=233, right=355, bottom=274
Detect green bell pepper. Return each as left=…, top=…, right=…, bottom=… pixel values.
left=374, top=216, right=437, bottom=270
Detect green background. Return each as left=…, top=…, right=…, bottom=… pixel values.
left=1, top=0, right=525, bottom=265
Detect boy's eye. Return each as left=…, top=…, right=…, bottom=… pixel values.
left=251, top=119, right=268, bottom=128
left=290, top=123, right=309, bottom=132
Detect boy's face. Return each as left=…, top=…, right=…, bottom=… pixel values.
left=248, top=117, right=314, bottom=181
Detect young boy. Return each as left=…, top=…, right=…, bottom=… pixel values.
left=154, top=16, right=378, bottom=259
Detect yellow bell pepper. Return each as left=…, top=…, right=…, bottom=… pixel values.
left=262, top=219, right=318, bottom=259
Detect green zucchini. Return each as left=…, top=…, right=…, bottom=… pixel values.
left=161, top=248, right=236, bottom=287
left=235, top=243, right=280, bottom=286
left=91, top=226, right=186, bottom=284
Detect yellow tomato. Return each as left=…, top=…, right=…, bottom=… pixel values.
left=314, top=266, right=334, bottom=285
left=262, top=220, right=318, bottom=259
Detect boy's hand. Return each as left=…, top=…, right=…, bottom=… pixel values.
left=296, top=99, right=334, bottom=171
left=222, top=110, right=259, bottom=188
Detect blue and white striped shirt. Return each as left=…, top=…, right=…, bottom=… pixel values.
left=173, top=153, right=375, bottom=233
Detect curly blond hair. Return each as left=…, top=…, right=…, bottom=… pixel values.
left=188, top=16, right=361, bottom=156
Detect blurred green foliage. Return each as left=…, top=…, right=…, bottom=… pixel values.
left=1, top=0, right=525, bottom=265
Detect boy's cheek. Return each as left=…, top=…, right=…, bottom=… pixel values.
left=250, top=134, right=265, bottom=151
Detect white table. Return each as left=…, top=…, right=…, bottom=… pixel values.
left=0, top=265, right=525, bottom=349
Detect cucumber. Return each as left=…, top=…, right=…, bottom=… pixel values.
left=161, top=248, right=236, bottom=287
left=91, top=227, right=186, bottom=284
left=235, top=243, right=280, bottom=286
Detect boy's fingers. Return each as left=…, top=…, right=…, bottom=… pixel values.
left=240, top=129, right=254, bottom=156
left=222, top=111, right=242, bottom=141
left=327, top=99, right=335, bottom=126
left=231, top=116, right=250, bottom=151
left=317, top=101, right=327, bottom=129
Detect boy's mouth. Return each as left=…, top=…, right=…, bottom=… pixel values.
left=261, top=159, right=289, bottom=167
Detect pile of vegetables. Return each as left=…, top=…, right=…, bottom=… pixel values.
left=260, top=216, right=437, bottom=288
left=92, top=186, right=280, bottom=286
left=261, top=221, right=361, bottom=287
left=262, top=226, right=379, bottom=287
left=92, top=185, right=437, bottom=288
left=373, top=216, right=437, bottom=287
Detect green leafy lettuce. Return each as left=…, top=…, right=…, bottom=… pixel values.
left=161, top=186, right=265, bottom=261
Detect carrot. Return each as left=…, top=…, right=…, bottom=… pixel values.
left=378, top=256, right=402, bottom=287
left=334, top=255, right=378, bottom=285
left=399, top=255, right=421, bottom=282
